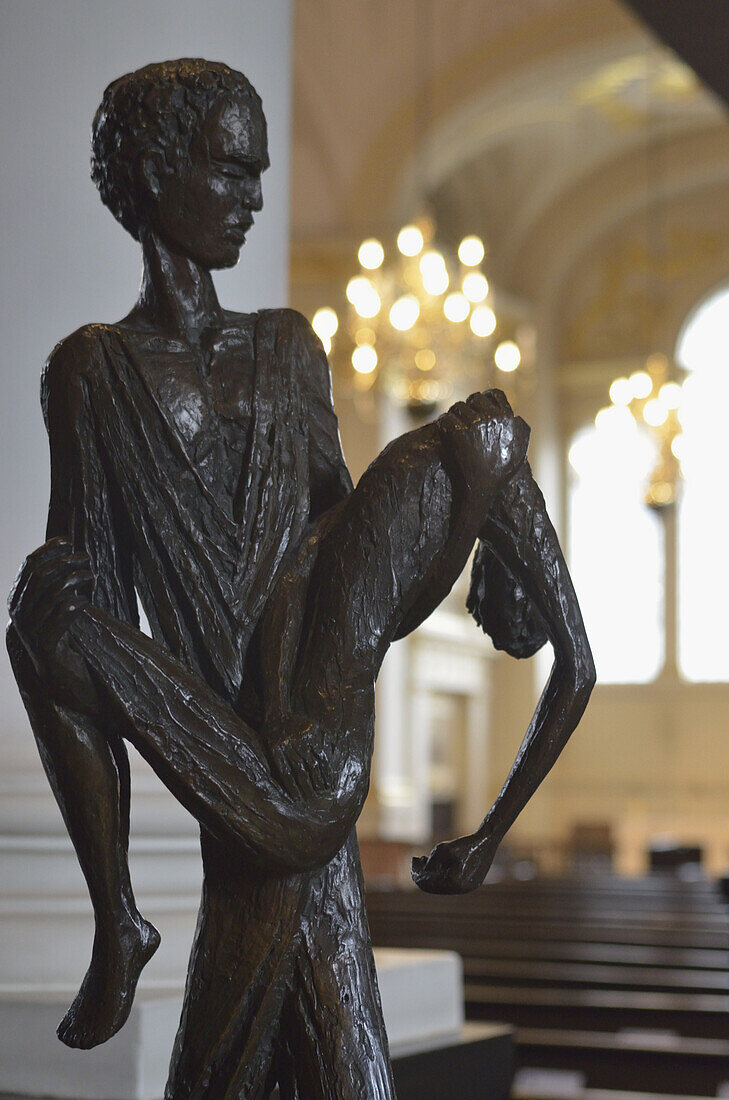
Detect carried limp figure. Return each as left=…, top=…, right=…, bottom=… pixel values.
left=7, top=60, right=595, bottom=1099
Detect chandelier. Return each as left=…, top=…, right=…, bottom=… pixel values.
left=311, top=215, right=522, bottom=413
left=599, top=352, right=685, bottom=510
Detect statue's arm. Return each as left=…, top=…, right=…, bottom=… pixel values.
left=412, top=461, right=595, bottom=894
left=8, top=328, right=139, bottom=712
left=303, top=319, right=354, bottom=518
left=254, top=316, right=354, bottom=727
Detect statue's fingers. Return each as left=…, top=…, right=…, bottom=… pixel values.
left=28, top=557, right=93, bottom=611
left=467, top=389, right=512, bottom=418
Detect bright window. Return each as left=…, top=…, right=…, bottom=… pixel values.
left=676, top=286, right=729, bottom=682
left=568, top=415, right=665, bottom=684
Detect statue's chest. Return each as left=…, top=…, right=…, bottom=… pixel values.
left=141, top=337, right=256, bottom=509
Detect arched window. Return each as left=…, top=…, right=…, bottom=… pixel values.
left=568, top=415, right=664, bottom=684
left=676, top=286, right=729, bottom=682
left=568, top=282, right=729, bottom=686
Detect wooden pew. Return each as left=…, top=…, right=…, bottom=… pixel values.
left=367, top=877, right=729, bottom=1096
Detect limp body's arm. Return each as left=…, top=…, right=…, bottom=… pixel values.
left=412, top=461, right=595, bottom=894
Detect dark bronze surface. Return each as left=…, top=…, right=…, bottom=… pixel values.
left=6, top=59, right=594, bottom=1098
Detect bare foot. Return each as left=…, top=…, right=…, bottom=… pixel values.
left=57, top=913, right=160, bottom=1049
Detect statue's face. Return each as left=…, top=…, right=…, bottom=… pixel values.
left=150, top=94, right=269, bottom=269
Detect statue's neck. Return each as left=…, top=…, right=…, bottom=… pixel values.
left=135, top=235, right=223, bottom=346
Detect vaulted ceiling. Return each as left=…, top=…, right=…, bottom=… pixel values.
left=291, top=0, right=729, bottom=412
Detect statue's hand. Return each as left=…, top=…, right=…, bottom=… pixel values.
left=411, top=832, right=497, bottom=895
left=8, top=537, right=93, bottom=684
left=438, top=390, right=529, bottom=495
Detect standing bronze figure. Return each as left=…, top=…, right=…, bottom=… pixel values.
left=7, top=60, right=594, bottom=1099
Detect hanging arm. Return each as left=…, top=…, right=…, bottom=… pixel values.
left=412, top=461, right=595, bottom=893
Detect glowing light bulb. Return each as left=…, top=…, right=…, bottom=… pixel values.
left=609, top=377, right=632, bottom=406
left=629, top=370, right=652, bottom=399
left=658, top=381, right=681, bottom=410
left=397, top=225, right=424, bottom=256
left=358, top=238, right=384, bottom=270
left=458, top=235, right=485, bottom=266
left=311, top=307, right=338, bottom=343
left=495, top=340, right=521, bottom=372
left=420, top=251, right=448, bottom=295
left=389, top=294, right=420, bottom=331
left=346, top=276, right=381, bottom=318
left=443, top=292, right=469, bottom=323
left=462, top=272, right=489, bottom=302
left=415, top=348, right=435, bottom=371
left=352, top=345, right=377, bottom=374
left=643, top=398, right=668, bottom=426
left=470, top=306, right=496, bottom=337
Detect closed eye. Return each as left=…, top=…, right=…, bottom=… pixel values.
left=212, top=157, right=263, bottom=180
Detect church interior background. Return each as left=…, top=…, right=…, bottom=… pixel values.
left=289, top=0, right=729, bottom=880
left=1, top=0, right=729, bottom=1095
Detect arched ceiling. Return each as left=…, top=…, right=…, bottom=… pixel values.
left=291, top=0, right=729, bottom=379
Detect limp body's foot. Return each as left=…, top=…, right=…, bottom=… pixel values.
left=57, top=913, right=160, bottom=1049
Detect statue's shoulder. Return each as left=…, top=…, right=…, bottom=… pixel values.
left=256, top=307, right=316, bottom=342
left=41, top=324, right=125, bottom=424
left=43, top=323, right=116, bottom=387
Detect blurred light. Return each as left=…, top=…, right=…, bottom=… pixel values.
left=671, top=434, right=685, bottom=460
left=321, top=335, right=331, bottom=354
left=358, top=238, right=384, bottom=270
left=346, top=276, right=381, bottom=318
left=495, top=340, right=521, bottom=372
left=658, top=381, right=682, bottom=409
left=397, top=225, right=424, bottom=256
left=389, top=294, right=420, bottom=331
left=462, top=272, right=489, bottom=302
left=595, top=404, right=634, bottom=433
left=312, top=307, right=338, bottom=342
left=470, top=306, right=497, bottom=337
left=421, top=267, right=449, bottom=296
left=352, top=345, right=377, bottom=374
left=643, top=398, right=668, bottom=426
left=443, top=293, right=469, bottom=323
left=609, top=377, right=632, bottom=406
left=629, top=370, right=652, bottom=399
left=458, top=235, right=485, bottom=266
left=355, top=326, right=376, bottom=346
left=415, top=348, right=436, bottom=371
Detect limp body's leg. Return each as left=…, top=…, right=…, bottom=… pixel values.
left=6, top=625, right=159, bottom=1048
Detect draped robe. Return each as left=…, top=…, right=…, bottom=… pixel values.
left=15, top=307, right=395, bottom=1097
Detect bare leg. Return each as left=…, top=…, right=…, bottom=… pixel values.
left=6, top=625, right=159, bottom=1048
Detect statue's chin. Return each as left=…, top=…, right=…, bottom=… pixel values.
left=213, top=244, right=245, bottom=270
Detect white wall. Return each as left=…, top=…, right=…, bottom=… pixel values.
left=0, top=0, right=292, bottom=772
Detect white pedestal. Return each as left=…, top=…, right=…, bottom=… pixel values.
left=0, top=950, right=463, bottom=1099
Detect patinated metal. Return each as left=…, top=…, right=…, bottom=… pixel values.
left=7, top=59, right=594, bottom=1098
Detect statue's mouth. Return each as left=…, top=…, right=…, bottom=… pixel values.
left=226, top=218, right=253, bottom=242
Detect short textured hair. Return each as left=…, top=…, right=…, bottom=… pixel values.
left=91, top=59, right=262, bottom=241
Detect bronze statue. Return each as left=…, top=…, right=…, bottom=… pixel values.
left=6, top=59, right=594, bottom=1098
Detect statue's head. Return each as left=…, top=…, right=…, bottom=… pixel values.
left=91, top=59, right=268, bottom=269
